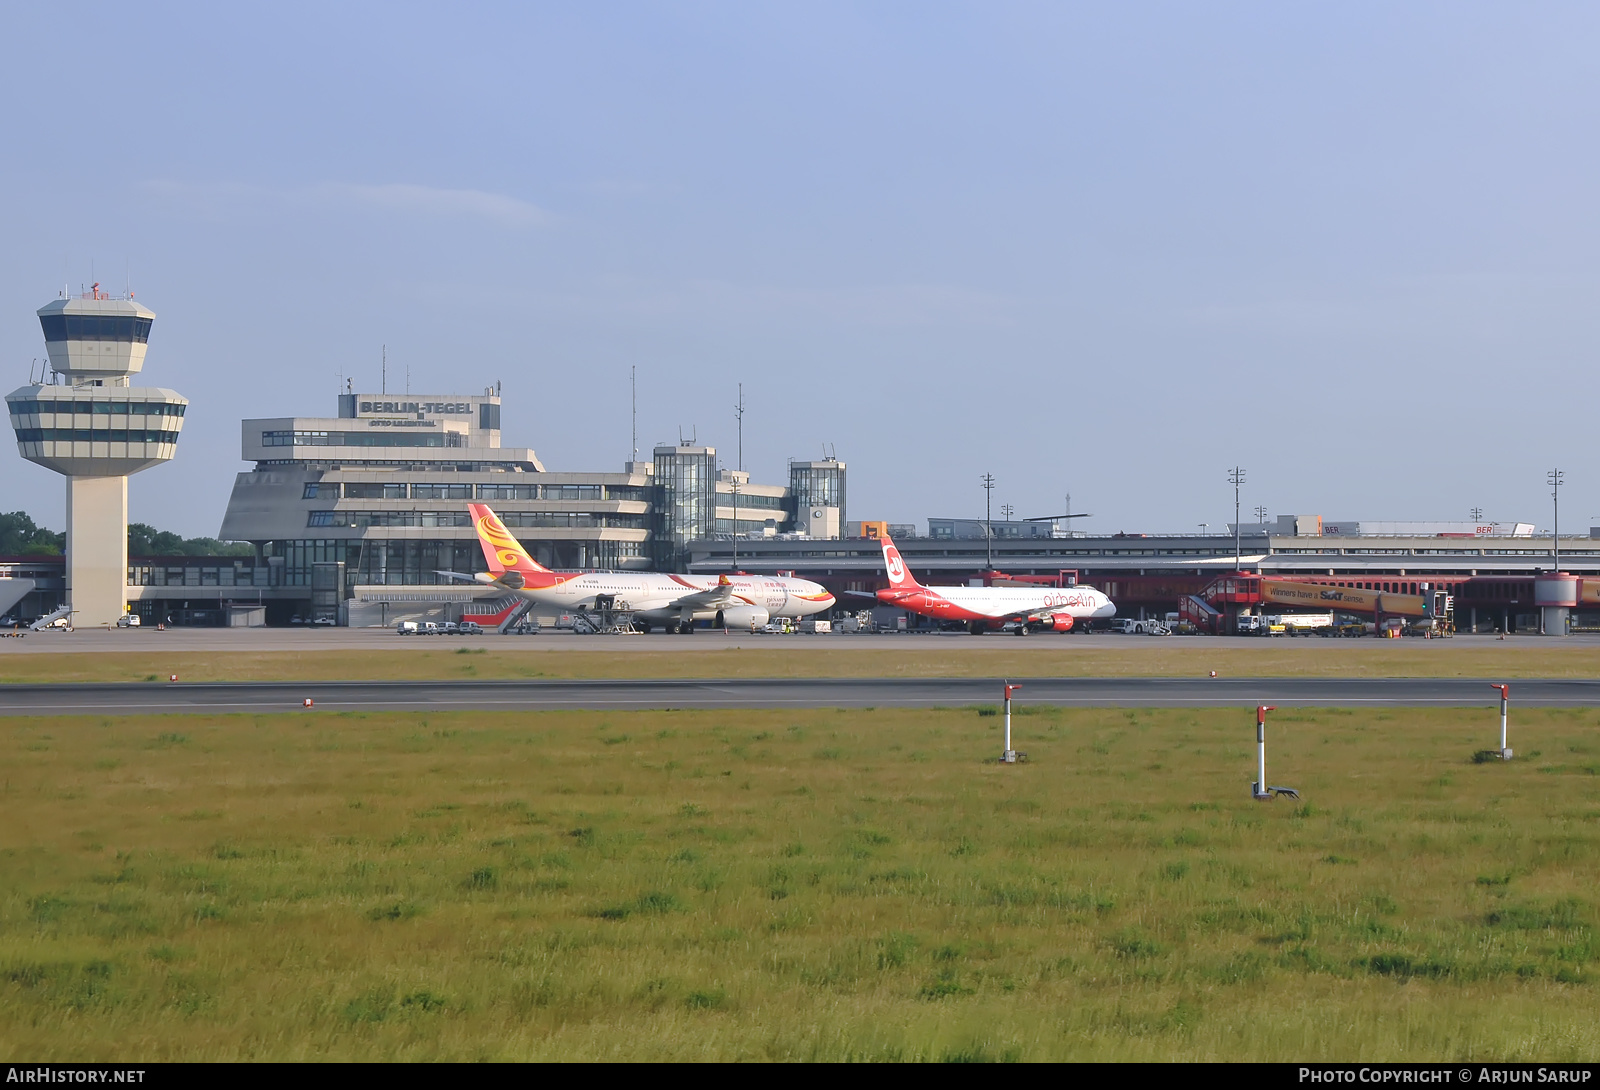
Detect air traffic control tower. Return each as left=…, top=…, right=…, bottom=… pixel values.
left=6, top=288, right=188, bottom=626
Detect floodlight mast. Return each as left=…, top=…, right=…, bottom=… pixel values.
left=1228, top=467, right=1246, bottom=572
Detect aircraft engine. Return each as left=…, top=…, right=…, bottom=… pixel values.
left=1049, top=613, right=1074, bottom=632
left=717, top=605, right=770, bottom=631
left=497, top=571, right=526, bottom=590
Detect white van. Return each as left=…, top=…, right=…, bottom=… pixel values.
left=396, top=621, right=419, bottom=635
left=420, top=621, right=440, bottom=635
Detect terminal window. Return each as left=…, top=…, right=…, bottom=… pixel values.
left=342, top=483, right=408, bottom=499
left=411, top=483, right=473, bottom=500
left=478, top=484, right=540, bottom=501
left=545, top=484, right=603, bottom=501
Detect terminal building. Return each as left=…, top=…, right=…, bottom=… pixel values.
left=687, top=517, right=1600, bottom=635
left=188, top=389, right=833, bottom=624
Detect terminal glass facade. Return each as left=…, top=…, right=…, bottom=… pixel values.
left=789, top=460, right=846, bottom=524
left=653, top=446, right=715, bottom=570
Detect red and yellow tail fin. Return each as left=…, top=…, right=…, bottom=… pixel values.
left=470, top=503, right=559, bottom=588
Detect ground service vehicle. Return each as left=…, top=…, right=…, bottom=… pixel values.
left=1111, top=618, right=1168, bottom=635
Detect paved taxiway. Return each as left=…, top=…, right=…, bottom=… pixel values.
left=3, top=676, right=1597, bottom=715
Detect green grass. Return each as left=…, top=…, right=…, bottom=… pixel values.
left=2, top=705, right=1598, bottom=1060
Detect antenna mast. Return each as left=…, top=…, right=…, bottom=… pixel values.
left=382, top=345, right=387, bottom=395
left=631, top=366, right=638, bottom=464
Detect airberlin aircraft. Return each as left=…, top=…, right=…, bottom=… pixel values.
left=875, top=533, right=1116, bottom=635
left=450, top=503, right=835, bottom=633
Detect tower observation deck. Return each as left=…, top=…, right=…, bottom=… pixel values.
left=6, top=287, right=188, bottom=626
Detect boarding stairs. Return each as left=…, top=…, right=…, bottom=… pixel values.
left=1178, top=594, right=1223, bottom=635
left=29, top=605, right=72, bottom=631
left=462, top=595, right=533, bottom=634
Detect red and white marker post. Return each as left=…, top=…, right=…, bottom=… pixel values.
left=1250, top=705, right=1299, bottom=800
left=1490, top=683, right=1511, bottom=759
left=1000, top=682, right=1026, bottom=763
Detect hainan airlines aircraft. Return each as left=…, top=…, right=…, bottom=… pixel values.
left=875, top=532, right=1115, bottom=635
left=455, top=503, right=835, bottom=632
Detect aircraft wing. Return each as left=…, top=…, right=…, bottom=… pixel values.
left=433, top=570, right=481, bottom=582
left=663, top=575, right=742, bottom=611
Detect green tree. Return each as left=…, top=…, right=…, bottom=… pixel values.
left=0, top=511, right=65, bottom=555
left=127, top=523, right=252, bottom=557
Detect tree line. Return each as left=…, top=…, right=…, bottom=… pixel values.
left=0, top=512, right=251, bottom=557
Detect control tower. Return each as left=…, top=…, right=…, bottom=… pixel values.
left=5, top=288, right=188, bottom=626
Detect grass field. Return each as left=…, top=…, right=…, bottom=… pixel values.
left=2, top=704, right=1597, bottom=1060
left=3, top=641, right=1600, bottom=684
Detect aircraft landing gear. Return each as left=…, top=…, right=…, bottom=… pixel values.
left=1014, top=623, right=1031, bottom=636
left=636, top=621, right=652, bottom=634
left=968, top=621, right=985, bottom=636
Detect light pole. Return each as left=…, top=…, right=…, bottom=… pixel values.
left=732, top=385, right=744, bottom=572
left=1548, top=468, right=1564, bottom=573
left=1228, top=467, right=1246, bottom=572
left=981, top=473, right=996, bottom=571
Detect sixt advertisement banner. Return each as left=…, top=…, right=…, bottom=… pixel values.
left=1260, top=579, right=1427, bottom=617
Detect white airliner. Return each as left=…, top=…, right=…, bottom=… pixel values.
left=454, top=503, right=835, bottom=633
left=874, top=532, right=1116, bottom=634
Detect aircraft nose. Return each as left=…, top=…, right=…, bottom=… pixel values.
left=1095, top=601, right=1117, bottom=618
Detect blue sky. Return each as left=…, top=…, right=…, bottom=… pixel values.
left=3, top=3, right=1598, bottom=538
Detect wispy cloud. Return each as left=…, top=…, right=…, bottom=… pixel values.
left=144, top=179, right=550, bottom=227
left=579, top=279, right=1019, bottom=329
left=314, top=183, right=549, bottom=226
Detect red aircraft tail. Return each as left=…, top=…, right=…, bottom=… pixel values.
left=879, top=533, right=923, bottom=591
